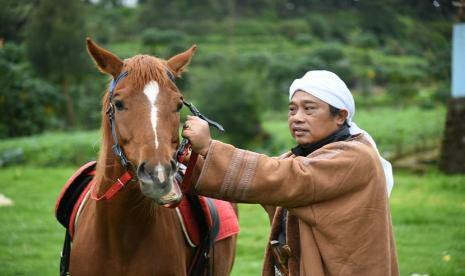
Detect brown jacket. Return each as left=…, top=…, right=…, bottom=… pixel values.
left=194, top=134, right=399, bottom=276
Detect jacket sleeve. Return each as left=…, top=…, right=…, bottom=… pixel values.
left=195, top=140, right=377, bottom=208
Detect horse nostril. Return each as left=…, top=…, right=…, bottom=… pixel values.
left=170, top=159, right=177, bottom=171
left=137, top=162, right=147, bottom=177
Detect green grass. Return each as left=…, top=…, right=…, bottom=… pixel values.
left=0, top=167, right=74, bottom=275
left=1, top=166, right=464, bottom=275
left=390, top=170, right=465, bottom=275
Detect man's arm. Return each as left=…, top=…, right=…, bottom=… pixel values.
left=194, top=140, right=375, bottom=208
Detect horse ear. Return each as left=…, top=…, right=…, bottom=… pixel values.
left=167, top=45, right=197, bottom=77
left=86, top=37, right=123, bottom=79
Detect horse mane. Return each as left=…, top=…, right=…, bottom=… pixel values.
left=95, top=55, right=177, bottom=184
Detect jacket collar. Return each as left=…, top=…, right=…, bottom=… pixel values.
left=291, top=125, right=351, bottom=157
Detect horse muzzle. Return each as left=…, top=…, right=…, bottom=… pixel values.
left=137, top=160, right=182, bottom=205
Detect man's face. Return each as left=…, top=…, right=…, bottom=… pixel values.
left=288, top=91, right=346, bottom=145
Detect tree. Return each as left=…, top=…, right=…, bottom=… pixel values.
left=24, top=0, right=89, bottom=127
left=0, top=43, right=61, bottom=138
left=0, top=0, right=33, bottom=42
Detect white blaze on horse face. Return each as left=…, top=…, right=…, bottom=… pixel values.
left=143, top=81, right=160, bottom=149
left=155, top=163, right=166, bottom=183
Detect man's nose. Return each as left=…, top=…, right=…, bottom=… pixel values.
left=290, top=109, right=305, bottom=122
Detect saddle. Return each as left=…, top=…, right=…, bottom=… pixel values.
left=55, top=161, right=96, bottom=238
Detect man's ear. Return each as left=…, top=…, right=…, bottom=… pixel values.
left=167, top=45, right=197, bottom=78
left=86, top=37, right=123, bottom=79
left=337, top=109, right=349, bottom=126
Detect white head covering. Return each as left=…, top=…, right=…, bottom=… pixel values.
left=289, top=70, right=394, bottom=196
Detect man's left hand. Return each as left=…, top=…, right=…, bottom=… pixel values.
left=182, top=115, right=212, bottom=156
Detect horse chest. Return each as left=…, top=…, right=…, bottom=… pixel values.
left=70, top=203, right=192, bottom=275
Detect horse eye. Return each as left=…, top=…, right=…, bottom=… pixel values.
left=176, top=102, right=183, bottom=112
left=114, top=100, right=125, bottom=111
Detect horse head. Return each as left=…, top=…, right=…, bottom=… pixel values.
left=86, top=38, right=196, bottom=205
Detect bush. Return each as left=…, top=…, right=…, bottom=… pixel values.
left=372, top=54, right=429, bottom=85
left=306, top=14, right=331, bottom=40
left=141, top=28, right=187, bottom=46
left=0, top=130, right=100, bottom=167
left=140, top=28, right=189, bottom=57
left=234, top=20, right=276, bottom=36
left=294, top=33, right=314, bottom=45
left=277, top=19, right=310, bottom=40
left=348, top=29, right=379, bottom=48
left=267, top=53, right=301, bottom=109
left=300, top=44, right=355, bottom=87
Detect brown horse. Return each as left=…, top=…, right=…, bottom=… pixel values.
left=69, top=39, right=237, bottom=275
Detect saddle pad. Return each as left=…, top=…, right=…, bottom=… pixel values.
left=55, top=161, right=96, bottom=236
left=177, top=196, right=239, bottom=247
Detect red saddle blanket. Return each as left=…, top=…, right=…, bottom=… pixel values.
left=55, top=162, right=240, bottom=245
left=177, top=196, right=239, bottom=247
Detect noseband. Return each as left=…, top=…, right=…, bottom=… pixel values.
left=98, top=69, right=224, bottom=203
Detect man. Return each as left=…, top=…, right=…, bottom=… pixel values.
left=183, top=70, right=399, bottom=275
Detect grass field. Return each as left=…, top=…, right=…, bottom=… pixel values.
left=0, top=166, right=464, bottom=275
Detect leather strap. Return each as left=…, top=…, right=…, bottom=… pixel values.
left=182, top=152, right=199, bottom=193
left=91, top=171, right=133, bottom=201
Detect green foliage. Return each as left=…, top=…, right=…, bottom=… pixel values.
left=190, top=60, right=269, bottom=149
left=277, top=19, right=309, bottom=40
left=0, top=43, right=62, bottom=138
left=233, top=20, right=276, bottom=36
left=0, top=0, right=33, bottom=42
left=355, top=0, right=402, bottom=42
left=86, top=5, right=139, bottom=43
left=0, top=0, right=454, bottom=144
left=140, top=28, right=190, bottom=57
left=141, top=28, right=187, bottom=47
left=347, top=29, right=379, bottom=48
left=306, top=14, right=332, bottom=40
left=23, top=0, right=91, bottom=128
left=24, top=0, right=89, bottom=82
left=70, top=80, right=107, bottom=129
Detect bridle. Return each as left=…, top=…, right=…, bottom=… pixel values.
left=91, top=68, right=224, bottom=204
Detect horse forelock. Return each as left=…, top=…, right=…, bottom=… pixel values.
left=124, top=55, right=174, bottom=90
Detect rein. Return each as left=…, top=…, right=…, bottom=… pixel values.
left=92, top=70, right=224, bottom=203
